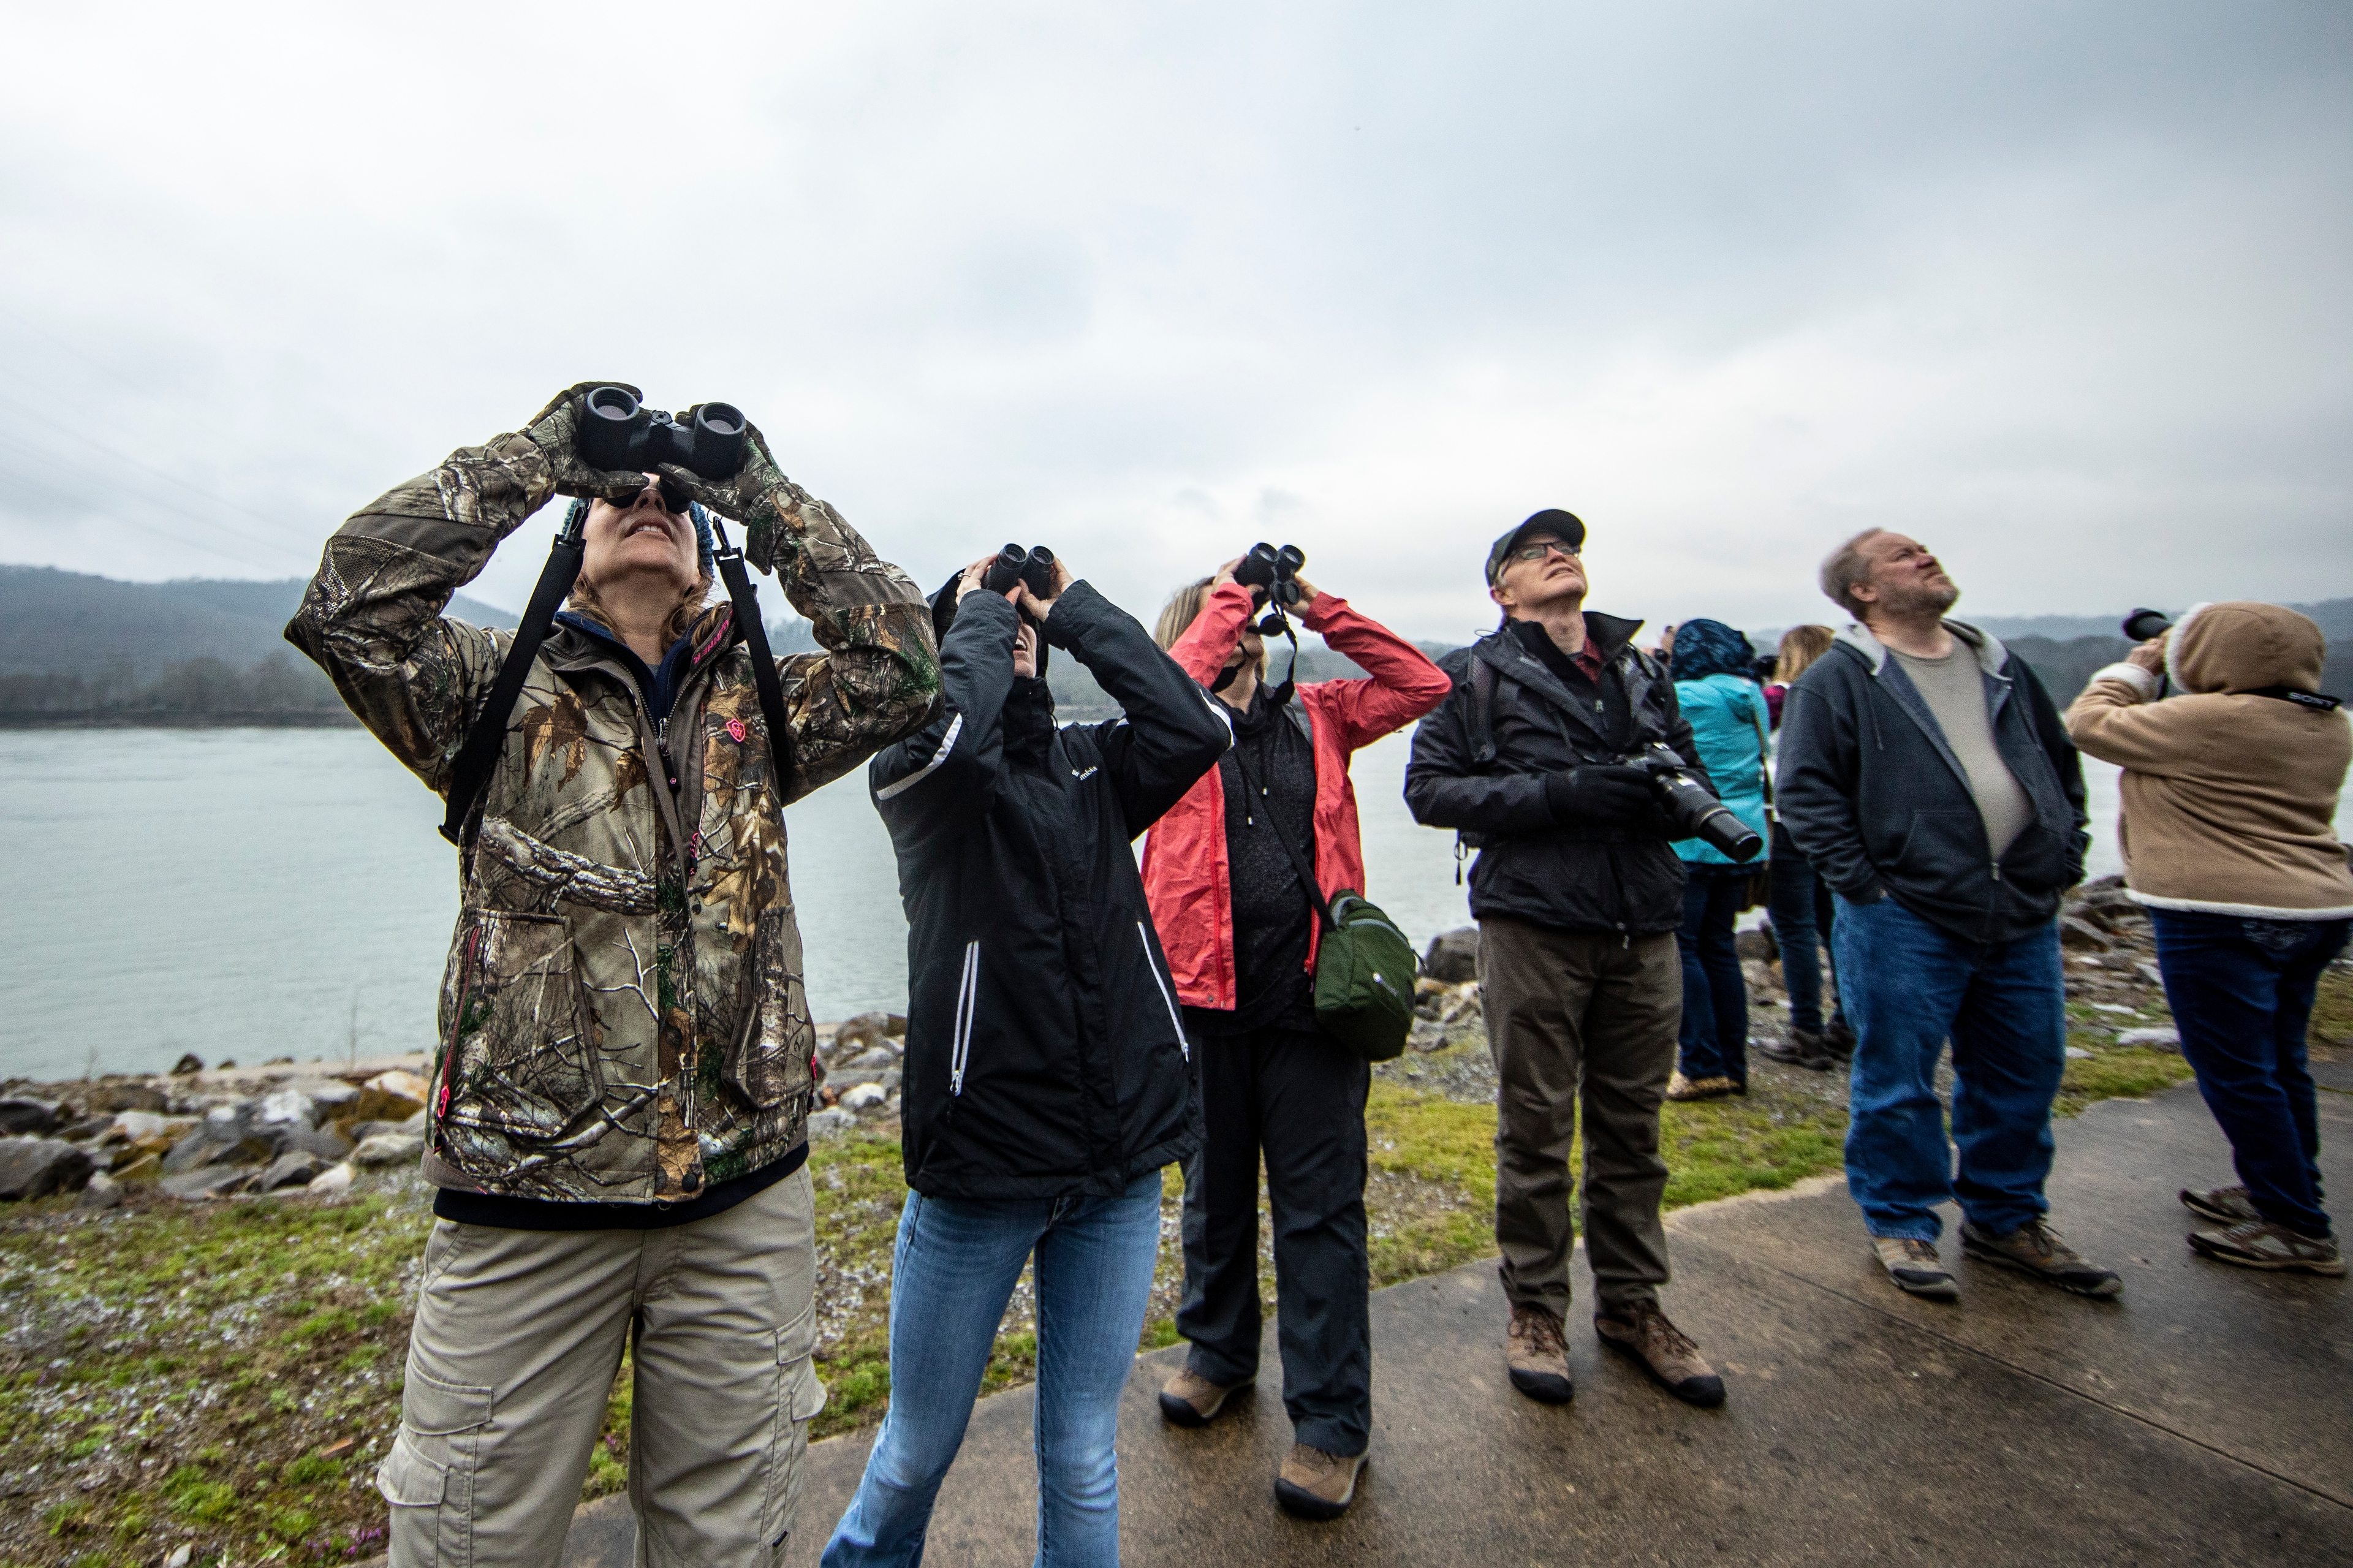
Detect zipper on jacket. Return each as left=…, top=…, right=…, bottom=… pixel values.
left=950, top=941, right=979, bottom=1096
left=1137, top=922, right=1191, bottom=1061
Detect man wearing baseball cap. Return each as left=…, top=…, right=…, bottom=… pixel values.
left=1404, top=509, right=1726, bottom=1413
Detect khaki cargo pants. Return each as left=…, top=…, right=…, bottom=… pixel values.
left=377, top=1165, right=824, bottom=1568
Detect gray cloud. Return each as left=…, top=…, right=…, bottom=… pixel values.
left=1, top=0, right=2344, bottom=642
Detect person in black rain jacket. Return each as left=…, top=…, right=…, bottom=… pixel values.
left=821, top=551, right=1230, bottom=1567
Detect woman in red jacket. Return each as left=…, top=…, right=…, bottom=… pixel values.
left=1140, top=559, right=1449, bottom=1520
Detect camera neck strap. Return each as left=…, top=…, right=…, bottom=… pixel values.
left=437, top=508, right=800, bottom=850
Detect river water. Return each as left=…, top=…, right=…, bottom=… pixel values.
left=2, top=728, right=2343, bottom=1082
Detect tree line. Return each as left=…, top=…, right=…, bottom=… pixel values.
left=0, top=651, right=353, bottom=725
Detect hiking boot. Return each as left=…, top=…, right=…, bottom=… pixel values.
left=1960, top=1218, right=2123, bottom=1297
left=1873, top=1235, right=1960, bottom=1300
left=1666, top=1072, right=1743, bottom=1102
left=1275, top=1444, right=1367, bottom=1520
left=1504, top=1302, right=1574, bottom=1404
left=1824, top=1021, right=1857, bottom=1057
left=2187, top=1219, right=2346, bottom=1276
left=2180, top=1185, right=2260, bottom=1226
left=1757, top=1030, right=1836, bottom=1070
left=1594, top=1299, right=1726, bottom=1407
left=1158, top=1366, right=1240, bottom=1428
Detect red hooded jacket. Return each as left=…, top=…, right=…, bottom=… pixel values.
left=1140, top=582, right=1452, bottom=1010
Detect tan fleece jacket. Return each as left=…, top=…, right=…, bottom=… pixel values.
left=2064, top=600, right=2352, bottom=918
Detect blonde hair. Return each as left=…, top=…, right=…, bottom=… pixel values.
left=1154, top=575, right=1268, bottom=676
left=566, top=571, right=716, bottom=650
left=1774, top=624, right=1835, bottom=684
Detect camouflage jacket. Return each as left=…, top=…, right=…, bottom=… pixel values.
left=286, top=433, right=939, bottom=1204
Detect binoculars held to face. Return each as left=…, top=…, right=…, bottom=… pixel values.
left=577, top=387, right=747, bottom=480
left=1235, top=542, right=1306, bottom=632
left=984, top=544, right=1058, bottom=600
left=2122, top=608, right=2174, bottom=642
left=1623, top=744, right=1763, bottom=862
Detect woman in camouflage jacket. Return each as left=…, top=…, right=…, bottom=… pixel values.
left=287, top=384, right=939, bottom=1567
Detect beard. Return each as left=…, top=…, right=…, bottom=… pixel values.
left=1875, top=574, right=1959, bottom=620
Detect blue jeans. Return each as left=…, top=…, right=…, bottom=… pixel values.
left=1766, top=822, right=1841, bottom=1036
left=2151, top=910, right=2347, bottom=1238
left=1833, top=894, right=2066, bottom=1240
left=822, top=1171, right=1165, bottom=1568
left=1676, top=865, right=1749, bottom=1086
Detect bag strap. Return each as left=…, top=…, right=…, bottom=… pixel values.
left=1469, top=656, right=1499, bottom=766
left=1227, top=743, right=1335, bottom=933
left=1749, top=689, right=1775, bottom=819
left=439, top=507, right=588, bottom=847
left=710, top=519, right=801, bottom=800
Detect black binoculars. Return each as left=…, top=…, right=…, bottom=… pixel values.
left=577, top=387, right=747, bottom=481
left=1235, top=542, right=1305, bottom=607
left=2121, top=608, right=2174, bottom=642
left=983, top=543, right=1057, bottom=599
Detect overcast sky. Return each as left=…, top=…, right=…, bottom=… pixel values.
left=2, top=1, right=2346, bottom=642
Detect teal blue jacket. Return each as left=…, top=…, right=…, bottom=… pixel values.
left=1673, top=673, right=1771, bottom=866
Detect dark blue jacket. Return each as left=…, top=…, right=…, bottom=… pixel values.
left=1776, top=622, right=2088, bottom=945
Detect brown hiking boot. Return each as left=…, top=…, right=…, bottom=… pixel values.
left=1158, top=1366, right=1240, bottom=1428
left=1872, top=1235, right=1960, bottom=1300
left=1960, top=1218, right=2123, bottom=1298
left=1275, top=1444, right=1367, bottom=1520
left=1505, top=1302, right=1574, bottom=1404
left=1594, top=1299, right=1726, bottom=1407
left=2188, top=1218, right=2346, bottom=1276
left=1666, top=1072, right=1743, bottom=1101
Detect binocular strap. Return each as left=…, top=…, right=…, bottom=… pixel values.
left=439, top=526, right=589, bottom=847
left=713, top=546, right=801, bottom=806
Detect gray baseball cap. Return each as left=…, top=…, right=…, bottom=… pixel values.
left=1485, top=509, right=1587, bottom=585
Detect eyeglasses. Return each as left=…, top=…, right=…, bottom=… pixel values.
left=1510, top=540, right=1580, bottom=563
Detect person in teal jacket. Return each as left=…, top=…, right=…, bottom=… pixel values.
left=1664, top=619, right=1773, bottom=1100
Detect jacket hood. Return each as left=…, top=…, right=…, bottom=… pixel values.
left=1832, top=618, right=2008, bottom=678
left=2165, top=600, right=2326, bottom=694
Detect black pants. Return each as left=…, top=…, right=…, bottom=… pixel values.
left=1767, top=820, right=1843, bottom=1036
left=1177, top=1021, right=1371, bottom=1455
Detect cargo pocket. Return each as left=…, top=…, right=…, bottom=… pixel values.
left=727, top=909, right=814, bottom=1113
left=759, top=1307, right=825, bottom=1561
left=377, top=1366, right=493, bottom=1567
left=440, top=912, right=604, bottom=1173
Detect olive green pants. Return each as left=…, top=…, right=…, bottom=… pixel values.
left=1479, top=918, right=1680, bottom=1314
left=377, top=1165, right=822, bottom=1568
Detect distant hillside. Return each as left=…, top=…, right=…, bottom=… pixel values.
left=0, top=566, right=517, bottom=680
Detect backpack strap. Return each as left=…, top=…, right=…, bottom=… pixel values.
left=439, top=505, right=588, bottom=847
left=710, top=520, right=801, bottom=801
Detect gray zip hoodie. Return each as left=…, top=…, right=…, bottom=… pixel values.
left=1776, top=620, right=2088, bottom=945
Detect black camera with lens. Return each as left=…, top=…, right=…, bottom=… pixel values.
left=576, top=386, right=748, bottom=480
left=2121, top=608, right=2173, bottom=642
left=983, top=543, right=1057, bottom=600
left=1621, top=744, right=1763, bottom=862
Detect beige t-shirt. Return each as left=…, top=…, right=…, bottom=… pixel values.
left=1891, top=645, right=2035, bottom=858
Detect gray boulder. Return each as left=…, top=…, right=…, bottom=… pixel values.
left=0, top=1136, right=96, bottom=1199
left=86, top=1083, right=169, bottom=1114
left=0, top=1098, right=64, bottom=1137
left=1420, top=928, right=1479, bottom=985
left=76, top=1172, right=125, bottom=1211
left=160, top=1166, right=258, bottom=1200
left=842, top=1047, right=899, bottom=1074
left=258, top=1151, right=328, bottom=1191
left=351, top=1133, right=425, bottom=1168
left=806, top=1107, right=857, bottom=1137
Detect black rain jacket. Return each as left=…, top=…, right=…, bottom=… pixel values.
left=868, top=584, right=1232, bottom=1199
left=1404, top=612, right=1705, bottom=936
left=1776, top=622, right=2088, bottom=946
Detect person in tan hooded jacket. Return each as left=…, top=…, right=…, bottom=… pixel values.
left=2066, top=600, right=2351, bottom=1275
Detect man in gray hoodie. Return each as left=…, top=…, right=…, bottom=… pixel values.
left=1776, top=529, right=2120, bottom=1302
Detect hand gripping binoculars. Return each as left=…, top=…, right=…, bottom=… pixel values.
left=577, top=386, right=747, bottom=480
left=983, top=543, right=1058, bottom=599
left=1235, top=542, right=1305, bottom=632
left=2121, top=608, right=2174, bottom=642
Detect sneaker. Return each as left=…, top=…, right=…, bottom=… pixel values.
left=2180, top=1185, right=2260, bottom=1226
left=1593, top=1299, right=1726, bottom=1406
left=1666, top=1072, right=1743, bottom=1102
left=1158, top=1366, right=1240, bottom=1428
left=1960, top=1218, right=2123, bottom=1297
left=1872, top=1235, right=1960, bottom=1300
left=1757, top=1031, right=1836, bottom=1070
left=2187, top=1219, right=2346, bottom=1276
left=1504, top=1302, right=1574, bottom=1404
left=1275, top=1444, right=1367, bottom=1520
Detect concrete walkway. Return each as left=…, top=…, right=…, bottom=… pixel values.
left=557, top=1077, right=2352, bottom=1566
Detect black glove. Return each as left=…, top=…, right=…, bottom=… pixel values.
left=1543, top=765, right=1658, bottom=825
